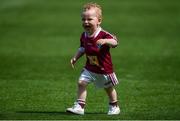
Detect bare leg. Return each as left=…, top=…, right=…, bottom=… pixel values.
left=104, top=86, right=118, bottom=104
left=77, top=80, right=88, bottom=107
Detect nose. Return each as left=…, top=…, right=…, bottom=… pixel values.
left=84, top=19, right=88, bottom=24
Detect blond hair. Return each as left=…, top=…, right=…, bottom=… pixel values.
left=82, top=2, right=102, bottom=20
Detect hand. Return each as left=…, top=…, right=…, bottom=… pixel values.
left=96, top=39, right=106, bottom=45
left=70, top=58, right=76, bottom=69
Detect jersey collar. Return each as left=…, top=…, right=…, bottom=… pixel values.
left=85, top=27, right=102, bottom=39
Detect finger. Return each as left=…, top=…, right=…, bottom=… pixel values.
left=70, top=60, right=74, bottom=69
left=71, top=63, right=75, bottom=69
left=70, top=59, right=73, bottom=64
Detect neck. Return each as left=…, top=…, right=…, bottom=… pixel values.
left=87, top=27, right=101, bottom=38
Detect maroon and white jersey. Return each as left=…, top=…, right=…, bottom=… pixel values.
left=80, top=27, right=118, bottom=74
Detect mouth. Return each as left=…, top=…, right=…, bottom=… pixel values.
left=83, top=25, right=91, bottom=29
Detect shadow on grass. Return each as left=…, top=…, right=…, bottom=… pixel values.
left=12, top=111, right=118, bottom=120
left=16, top=111, right=69, bottom=115
left=16, top=111, right=106, bottom=115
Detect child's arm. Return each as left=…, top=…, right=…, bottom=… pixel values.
left=96, top=39, right=118, bottom=48
left=71, top=47, right=85, bottom=68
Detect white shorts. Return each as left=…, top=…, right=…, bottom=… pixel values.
left=79, top=68, right=119, bottom=88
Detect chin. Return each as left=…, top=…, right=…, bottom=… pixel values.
left=84, top=28, right=91, bottom=32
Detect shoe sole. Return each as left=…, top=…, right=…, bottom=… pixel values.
left=66, top=109, right=84, bottom=115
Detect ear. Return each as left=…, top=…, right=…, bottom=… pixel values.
left=98, top=18, right=102, bottom=25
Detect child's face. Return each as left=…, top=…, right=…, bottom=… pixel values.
left=81, top=8, right=101, bottom=34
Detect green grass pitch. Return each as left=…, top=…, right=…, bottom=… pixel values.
left=0, top=0, right=180, bottom=120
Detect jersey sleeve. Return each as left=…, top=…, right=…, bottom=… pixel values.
left=104, top=32, right=118, bottom=40
left=80, top=32, right=85, bottom=48
left=103, top=31, right=119, bottom=48
left=78, top=32, right=85, bottom=53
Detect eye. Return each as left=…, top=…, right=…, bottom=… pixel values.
left=82, top=18, right=85, bottom=21
left=88, top=18, right=93, bottom=21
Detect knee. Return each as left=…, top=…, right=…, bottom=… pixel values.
left=78, top=80, right=88, bottom=87
left=105, top=86, right=115, bottom=93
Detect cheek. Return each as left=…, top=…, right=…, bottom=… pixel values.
left=91, top=20, right=99, bottom=25
left=95, top=18, right=101, bottom=25
left=95, top=20, right=101, bottom=25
